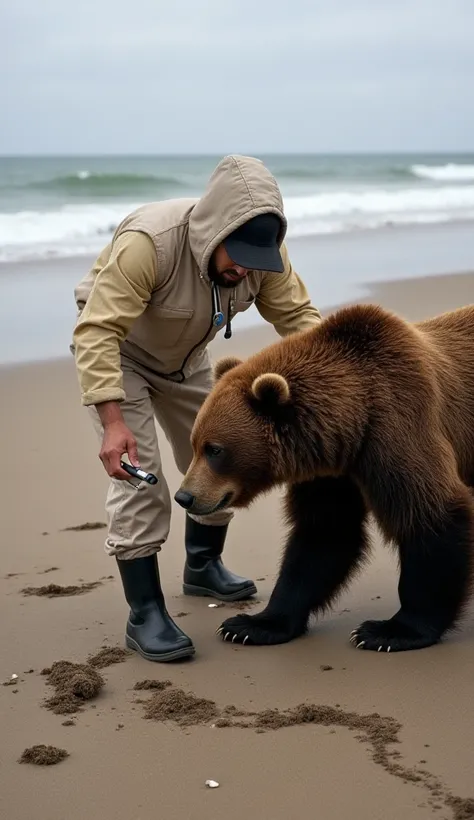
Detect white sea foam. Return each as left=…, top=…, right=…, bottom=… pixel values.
left=0, top=203, right=142, bottom=263
left=411, top=163, right=474, bottom=182
left=284, top=185, right=474, bottom=237
left=2, top=185, right=474, bottom=263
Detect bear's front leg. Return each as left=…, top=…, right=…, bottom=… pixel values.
left=217, top=476, right=370, bottom=646
left=351, top=486, right=474, bottom=652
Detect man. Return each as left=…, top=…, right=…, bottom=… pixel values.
left=71, top=154, right=322, bottom=664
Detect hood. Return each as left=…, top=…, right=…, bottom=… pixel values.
left=188, top=154, right=287, bottom=278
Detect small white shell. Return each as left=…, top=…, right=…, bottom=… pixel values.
left=11, top=674, right=18, bottom=680
left=208, top=604, right=218, bottom=608
left=205, top=780, right=219, bottom=788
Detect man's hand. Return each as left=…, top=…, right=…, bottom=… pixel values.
left=96, top=401, right=140, bottom=480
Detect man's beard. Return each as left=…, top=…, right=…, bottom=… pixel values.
left=207, top=256, right=244, bottom=289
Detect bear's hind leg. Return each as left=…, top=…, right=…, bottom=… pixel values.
left=217, top=476, right=370, bottom=646
left=352, top=486, right=474, bottom=652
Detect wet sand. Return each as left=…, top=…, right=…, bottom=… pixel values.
left=1, top=271, right=473, bottom=820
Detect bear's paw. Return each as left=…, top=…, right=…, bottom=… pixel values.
left=350, top=616, right=443, bottom=653
left=216, top=612, right=303, bottom=646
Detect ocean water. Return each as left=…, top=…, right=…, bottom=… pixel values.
left=1, top=153, right=474, bottom=263
left=2, top=153, right=474, bottom=367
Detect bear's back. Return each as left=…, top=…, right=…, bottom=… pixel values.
left=416, top=305, right=474, bottom=481
left=323, top=303, right=474, bottom=484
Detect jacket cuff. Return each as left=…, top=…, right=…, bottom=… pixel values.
left=81, top=387, right=126, bottom=407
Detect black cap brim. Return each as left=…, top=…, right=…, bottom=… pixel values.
left=223, top=237, right=285, bottom=273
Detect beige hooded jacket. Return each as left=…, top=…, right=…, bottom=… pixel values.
left=72, top=154, right=322, bottom=406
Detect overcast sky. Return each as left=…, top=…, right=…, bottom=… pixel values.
left=2, top=0, right=473, bottom=155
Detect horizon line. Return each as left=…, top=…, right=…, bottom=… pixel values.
left=1, top=149, right=473, bottom=160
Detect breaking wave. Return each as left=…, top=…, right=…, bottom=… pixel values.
left=2, top=183, right=474, bottom=262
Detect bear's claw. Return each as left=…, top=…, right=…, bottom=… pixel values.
left=217, top=615, right=255, bottom=645
left=350, top=629, right=392, bottom=652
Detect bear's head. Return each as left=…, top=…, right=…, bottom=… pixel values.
left=175, top=354, right=297, bottom=516
left=175, top=317, right=371, bottom=517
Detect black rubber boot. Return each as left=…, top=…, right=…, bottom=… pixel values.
left=116, top=554, right=195, bottom=662
left=183, top=516, right=257, bottom=602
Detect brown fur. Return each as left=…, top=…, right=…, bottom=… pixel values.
left=185, top=303, right=474, bottom=516
left=178, top=303, right=474, bottom=652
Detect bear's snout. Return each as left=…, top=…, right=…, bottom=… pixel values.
left=174, top=489, right=196, bottom=510
left=174, top=480, right=234, bottom=516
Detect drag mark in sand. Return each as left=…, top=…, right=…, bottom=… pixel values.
left=133, top=679, right=173, bottom=691
left=19, top=745, right=69, bottom=766
left=41, top=661, right=105, bottom=715
left=28, top=645, right=473, bottom=817
left=21, top=581, right=103, bottom=597
left=40, top=645, right=130, bottom=714
left=136, top=685, right=473, bottom=818
left=60, top=521, right=106, bottom=531
left=230, top=599, right=261, bottom=611
left=447, top=797, right=474, bottom=820
left=202, top=599, right=262, bottom=613
left=87, top=646, right=131, bottom=668
left=139, top=687, right=219, bottom=727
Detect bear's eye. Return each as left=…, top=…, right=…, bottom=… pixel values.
left=205, top=444, right=223, bottom=459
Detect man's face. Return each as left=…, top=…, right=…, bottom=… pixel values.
left=208, top=244, right=250, bottom=289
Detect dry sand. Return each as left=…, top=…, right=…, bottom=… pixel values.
left=1, top=271, right=474, bottom=820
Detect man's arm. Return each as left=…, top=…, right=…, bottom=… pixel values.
left=73, top=229, right=158, bottom=479
left=73, top=229, right=158, bottom=407
left=254, top=242, right=322, bottom=337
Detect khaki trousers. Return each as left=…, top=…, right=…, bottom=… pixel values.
left=88, top=350, right=233, bottom=560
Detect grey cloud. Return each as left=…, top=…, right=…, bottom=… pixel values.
left=1, top=0, right=473, bottom=153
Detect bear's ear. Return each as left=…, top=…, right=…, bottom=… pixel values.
left=213, top=356, right=243, bottom=382
left=250, top=373, right=290, bottom=412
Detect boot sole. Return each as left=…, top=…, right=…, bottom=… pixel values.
left=125, top=635, right=195, bottom=663
left=182, top=582, right=258, bottom=602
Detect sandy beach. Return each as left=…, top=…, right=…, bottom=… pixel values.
left=1, top=268, right=474, bottom=820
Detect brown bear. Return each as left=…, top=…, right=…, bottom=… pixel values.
left=175, top=302, right=474, bottom=653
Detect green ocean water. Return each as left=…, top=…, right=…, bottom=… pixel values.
left=1, top=152, right=474, bottom=262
